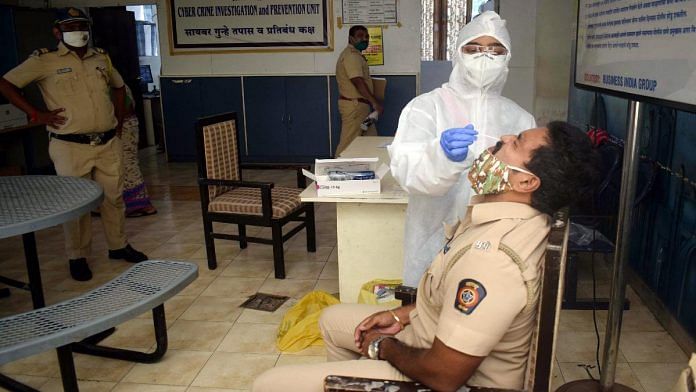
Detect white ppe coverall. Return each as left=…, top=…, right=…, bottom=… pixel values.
left=388, top=11, right=536, bottom=286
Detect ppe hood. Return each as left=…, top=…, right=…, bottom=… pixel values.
left=446, top=11, right=512, bottom=96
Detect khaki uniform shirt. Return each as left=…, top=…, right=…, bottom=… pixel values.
left=3, top=42, right=125, bottom=134
left=405, top=198, right=551, bottom=389
left=335, top=45, right=373, bottom=99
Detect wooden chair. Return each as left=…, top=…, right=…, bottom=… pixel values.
left=326, top=210, right=570, bottom=392
left=196, top=112, right=316, bottom=279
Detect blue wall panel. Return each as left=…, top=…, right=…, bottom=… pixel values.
left=0, top=6, right=18, bottom=80
left=285, top=76, right=330, bottom=159
left=160, top=78, right=203, bottom=162
left=569, top=82, right=696, bottom=339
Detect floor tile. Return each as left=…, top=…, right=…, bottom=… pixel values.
left=72, top=352, right=136, bottom=382
left=217, top=323, right=279, bottom=354
left=0, top=374, right=50, bottom=390
left=100, top=318, right=157, bottom=350
left=629, top=362, right=686, bottom=392
left=314, top=279, right=339, bottom=294
left=201, top=276, right=266, bottom=298
left=554, top=331, right=627, bottom=363
left=0, top=351, right=59, bottom=377
left=319, top=262, right=338, bottom=279
left=39, top=379, right=116, bottom=392
left=191, top=352, right=278, bottom=389
left=619, top=332, right=688, bottom=363
left=167, top=320, right=234, bottom=351
left=122, top=350, right=212, bottom=385
left=112, top=383, right=187, bottom=391
left=136, top=295, right=197, bottom=323
left=283, top=261, right=325, bottom=279
left=179, top=296, right=247, bottom=322
left=258, top=278, right=317, bottom=299
left=221, top=259, right=273, bottom=278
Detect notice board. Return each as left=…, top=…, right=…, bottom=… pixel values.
left=575, top=0, right=696, bottom=112
left=169, top=0, right=331, bottom=52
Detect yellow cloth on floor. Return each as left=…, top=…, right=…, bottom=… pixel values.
left=276, top=291, right=340, bottom=352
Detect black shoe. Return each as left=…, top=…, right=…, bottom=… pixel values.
left=69, top=258, right=92, bottom=281
left=108, top=244, right=148, bottom=263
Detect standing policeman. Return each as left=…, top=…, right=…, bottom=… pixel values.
left=0, top=7, right=148, bottom=281
left=334, top=25, right=384, bottom=156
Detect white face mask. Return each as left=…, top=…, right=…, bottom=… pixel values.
left=62, top=30, right=89, bottom=48
left=459, top=52, right=508, bottom=89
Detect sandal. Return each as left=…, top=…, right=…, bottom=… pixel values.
left=126, top=208, right=158, bottom=218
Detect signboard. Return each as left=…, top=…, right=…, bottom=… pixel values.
left=364, top=26, right=384, bottom=66
left=575, top=0, right=696, bottom=112
left=342, top=0, right=397, bottom=25
left=169, top=0, right=331, bottom=51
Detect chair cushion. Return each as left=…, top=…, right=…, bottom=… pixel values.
left=208, top=186, right=302, bottom=218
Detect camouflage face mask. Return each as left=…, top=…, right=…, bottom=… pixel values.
left=468, top=149, right=535, bottom=195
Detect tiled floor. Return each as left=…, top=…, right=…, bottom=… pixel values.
left=0, top=148, right=690, bottom=391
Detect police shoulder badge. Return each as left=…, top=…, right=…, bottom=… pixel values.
left=454, top=279, right=487, bottom=315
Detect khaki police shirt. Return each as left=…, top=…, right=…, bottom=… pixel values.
left=405, top=198, right=551, bottom=389
left=335, top=45, right=373, bottom=100
left=3, top=42, right=125, bottom=135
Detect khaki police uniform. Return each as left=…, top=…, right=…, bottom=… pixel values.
left=252, top=199, right=551, bottom=391
left=335, top=44, right=377, bottom=156
left=3, top=42, right=128, bottom=258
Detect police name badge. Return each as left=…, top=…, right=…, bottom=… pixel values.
left=57, top=68, right=72, bottom=74
left=454, top=279, right=487, bottom=315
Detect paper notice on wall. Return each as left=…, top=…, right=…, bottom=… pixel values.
left=342, top=0, right=397, bottom=25
left=364, top=27, right=384, bottom=66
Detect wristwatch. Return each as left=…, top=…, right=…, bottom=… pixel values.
left=367, top=335, right=391, bottom=360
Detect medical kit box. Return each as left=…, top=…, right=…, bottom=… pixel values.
left=302, top=157, right=389, bottom=197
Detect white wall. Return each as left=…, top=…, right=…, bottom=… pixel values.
left=50, top=0, right=421, bottom=77
left=500, top=0, right=537, bottom=114
left=532, top=0, right=575, bottom=125
left=159, top=0, right=421, bottom=76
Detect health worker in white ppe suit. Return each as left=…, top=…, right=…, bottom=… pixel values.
left=388, top=11, right=536, bottom=286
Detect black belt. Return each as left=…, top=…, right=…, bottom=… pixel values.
left=339, top=95, right=371, bottom=105
left=49, top=130, right=116, bottom=146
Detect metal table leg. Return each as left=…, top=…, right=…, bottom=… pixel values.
left=23, top=232, right=45, bottom=309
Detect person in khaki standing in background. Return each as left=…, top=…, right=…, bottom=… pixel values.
left=334, top=25, right=384, bottom=156
left=0, top=7, right=148, bottom=282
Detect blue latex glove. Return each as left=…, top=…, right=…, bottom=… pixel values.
left=440, top=124, right=478, bottom=162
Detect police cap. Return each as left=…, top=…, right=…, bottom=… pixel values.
left=54, top=7, right=90, bottom=25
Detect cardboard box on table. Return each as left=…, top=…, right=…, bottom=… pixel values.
left=302, top=157, right=389, bottom=197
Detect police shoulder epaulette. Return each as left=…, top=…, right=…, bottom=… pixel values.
left=93, top=47, right=107, bottom=55
left=30, top=48, right=55, bottom=57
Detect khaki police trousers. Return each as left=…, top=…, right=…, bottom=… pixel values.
left=49, top=137, right=127, bottom=259
left=252, top=303, right=415, bottom=392
left=335, top=100, right=377, bottom=157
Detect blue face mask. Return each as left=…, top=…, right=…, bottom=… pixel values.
left=354, top=40, right=369, bottom=51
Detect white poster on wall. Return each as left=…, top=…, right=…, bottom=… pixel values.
left=342, top=0, right=397, bottom=24
left=575, top=0, right=696, bottom=111
left=169, top=0, right=331, bottom=51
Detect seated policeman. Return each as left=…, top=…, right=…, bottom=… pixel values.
left=252, top=121, right=599, bottom=391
